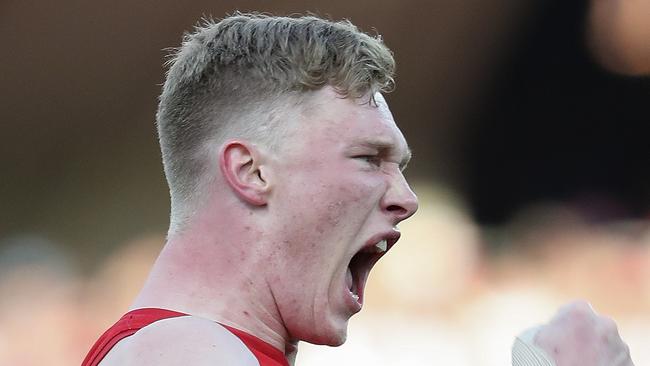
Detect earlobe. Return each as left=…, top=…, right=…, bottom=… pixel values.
left=219, top=140, right=270, bottom=206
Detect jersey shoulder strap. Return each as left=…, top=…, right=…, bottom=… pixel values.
left=81, top=308, right=186, bottom=366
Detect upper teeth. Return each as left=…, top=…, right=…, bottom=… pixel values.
left=375, top=239, right=387, bottom=252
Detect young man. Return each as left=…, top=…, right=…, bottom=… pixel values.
left=82, top=13, right=633, bottom=366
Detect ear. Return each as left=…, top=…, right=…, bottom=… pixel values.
left=219, top=140, right=270, bottom=206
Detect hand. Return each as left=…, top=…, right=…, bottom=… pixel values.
left=513, top=301, right=634, bottom=366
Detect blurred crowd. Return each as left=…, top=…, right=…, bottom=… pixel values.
left=1, top=184, right=648, bottom=366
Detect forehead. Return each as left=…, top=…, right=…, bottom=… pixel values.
left=300, top=88, right=409, bottom=151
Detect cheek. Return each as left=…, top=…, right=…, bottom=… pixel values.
left=272, top=158, right=386, bottom=255
left=314, top=181, right=379, bottom=232
left=277, top=182, right=378, bottom=260
left=281, top=192, right=351, bottom=255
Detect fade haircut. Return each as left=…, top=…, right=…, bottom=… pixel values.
left=156, top=13, right=396, bottom=233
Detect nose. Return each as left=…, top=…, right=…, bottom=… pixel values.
left=381, top=170, right=419, bottom=223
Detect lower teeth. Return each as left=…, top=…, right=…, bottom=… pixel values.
left=351, top=292, right=359, bottom=301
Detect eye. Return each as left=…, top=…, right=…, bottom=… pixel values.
left=355, top=155, right=382, bottom=167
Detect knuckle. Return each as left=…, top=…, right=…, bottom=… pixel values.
left=570, top=300, right=595, bottom=314
left=596, top=315, right=621, bottom=338
left=556, top=300, right=595, bottom=323
left=599, top=315, right=618, bottom=331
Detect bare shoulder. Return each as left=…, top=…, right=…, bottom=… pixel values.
left=99, top=315, right=259, bottom=366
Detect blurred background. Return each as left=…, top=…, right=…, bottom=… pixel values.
left=1, top=0, right=649, bottom=365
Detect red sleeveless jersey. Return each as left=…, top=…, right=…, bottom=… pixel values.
left=81, top=308, right=288, bottom=366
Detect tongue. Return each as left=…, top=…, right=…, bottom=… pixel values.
left=346, top=267, right=353, bottom=291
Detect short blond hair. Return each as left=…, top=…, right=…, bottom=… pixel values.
left=156, top=13, right=396, bottom=232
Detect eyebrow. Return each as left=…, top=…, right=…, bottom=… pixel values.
left=357, top=140, right=412, bottom=171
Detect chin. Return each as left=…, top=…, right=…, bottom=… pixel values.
left=308, top=331, right=347, bottom=347
left=294, top=320, right=349, bottom=346
left=323, top=329, right=348, bottom=347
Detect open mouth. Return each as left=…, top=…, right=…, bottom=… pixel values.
left=345, top=237, right=395, bottom=307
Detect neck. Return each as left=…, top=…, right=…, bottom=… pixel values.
left=131, top=204, right=296, bottom=360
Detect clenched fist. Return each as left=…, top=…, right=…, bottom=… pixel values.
left=512, top=301, right=634, bottom=366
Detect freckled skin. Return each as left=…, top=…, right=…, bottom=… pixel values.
left=261, top=88, right=417, bottom=346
